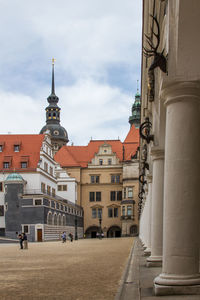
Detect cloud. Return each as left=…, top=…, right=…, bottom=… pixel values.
left=0, top=78, right=133, bottom=145
left=0, top=0, right=142, bottom=145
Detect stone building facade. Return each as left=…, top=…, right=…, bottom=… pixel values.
left=54, top=124, right=140, bottom=238
left=0, top=133, right=83, bottom=241
left=139, top=0, right=200, bottom=296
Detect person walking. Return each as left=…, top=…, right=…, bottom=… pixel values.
left=18, top=234, right=23, bottom=250
left=22, top=233, right=28, bottom=249
left=61, top=232, right=66, bottom=243
left=68, top=233, right=73, bottom=242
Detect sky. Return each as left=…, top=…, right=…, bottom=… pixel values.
left=0, top=0, right=142, bottom=145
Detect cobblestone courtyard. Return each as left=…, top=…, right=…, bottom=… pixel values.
left=0, top=237, right=134, bottom=300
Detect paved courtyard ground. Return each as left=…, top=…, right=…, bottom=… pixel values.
left=0, top=237, right=134, bottom=300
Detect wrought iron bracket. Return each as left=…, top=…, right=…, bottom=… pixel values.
left=139, top=117, right=154, bottom=144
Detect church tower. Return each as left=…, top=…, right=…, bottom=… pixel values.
left=40, top=59, right=69, bottom=153
left=129, top=87, right=141, bottom=128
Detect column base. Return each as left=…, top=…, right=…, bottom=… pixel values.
left=154, top=273, right=200, bottom=296
left=144, top=248, right=151, bottom=256
left=146, top=255, right=162, bottom=267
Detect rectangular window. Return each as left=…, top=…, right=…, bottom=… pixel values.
left=127, top=205, right=132, bottom=216
left=0, top=182, right=3, bottom=192
left=123, top=188, right=126, bottom=199
left=128, top=187, right=133, bottom=198
left=14, top=145, right=20, bottom=152
left=52, top=188, right=55, bottom=197
left=99, top=159, right=103, bottom=165
left=98, top=208, right=102, bottom=219
left=89, top=192, right=95, bottom=202
left=44, top=162, right=48, bottom=172
left=108, top=159, right=112, bottom=165
left=116, top=175, right=120, bottom=183
left=111, top=175, right=120, bottom=183
left=22, top=225, right=30, bottom=234
left=110, top=191, right=116, bottom=201
left=49, top=166, right=53, bottom=176
left=122, top=206, right=125, bottom=216
left=3, top=162, right=9, bottom=169
left=34, top=199, right=42, bottom=206
left=41, top=182, right=46, bottom=193
left=0, top=146, right=3, bottom=152
left=62, top=185, right=67, bottom=191
left=90, top=175, right=100, bottom=184
left=117, top=191, right=122, bottom=201
left=58, top=185, right=67, bottom=191
left=96, top=192, right=101, bottom=202
left=108, top=208, right=113, bottom=218
left=21, top=162, right=27, bottom=168
left=92, top=208, right=97, bottom=218
left=47, top=186, right=51, bottom=195
left=114, top=207, right=118, bottom=217
left=0, top=205, right=4, bottom=216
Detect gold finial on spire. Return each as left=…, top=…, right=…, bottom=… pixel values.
left=52, top=58, right=56, bottom=65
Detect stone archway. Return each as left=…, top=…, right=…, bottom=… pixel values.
left=85, top=226, right=99, bottom=238
left=107, top=225, right=121, bottom=238
left=130, top=224, right=138, bottom=236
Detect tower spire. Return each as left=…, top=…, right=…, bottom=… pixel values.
left=52, top=58, right=55, bottom=95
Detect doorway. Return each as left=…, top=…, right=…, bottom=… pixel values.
left=37, top=229, right=43, bottom=242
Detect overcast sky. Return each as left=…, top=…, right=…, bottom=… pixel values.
left=0, top=0, right=142, bottom=145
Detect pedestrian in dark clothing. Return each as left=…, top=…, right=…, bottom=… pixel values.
left=68, top=233, right=73, bottom=242
left=18, top=234, right=23, bottom=249
left=22, top=233, right=28, bottom=249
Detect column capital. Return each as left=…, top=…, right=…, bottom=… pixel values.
left=161, top=80, right=200, bottom=106
left=150, top=147, right=164, bottom=161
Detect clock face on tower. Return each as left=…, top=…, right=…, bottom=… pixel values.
left=54, top=130, right=59, bottom=136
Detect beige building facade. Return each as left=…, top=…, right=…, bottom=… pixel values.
left=55, top=125, right=140, bottom=238
left=139, top=0, right=200, bottom=296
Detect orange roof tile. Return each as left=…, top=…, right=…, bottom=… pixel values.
left=124, top=124, right=139, bottom=144
left=0, top=134, right=44, bottom=172
left=55, top=127, right=139, bottom=168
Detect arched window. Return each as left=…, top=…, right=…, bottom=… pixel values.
left=53, top=214, right=57, bottom=225
left=62, top=215, right=66, bottom=226
left=58, top=214, right=62, bottom=226
left=47, top=211, right=52, bottom=225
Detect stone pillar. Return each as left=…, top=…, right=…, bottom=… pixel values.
left=140, top=193, right=147, bottom=248
left=144, top=176, right=152, bottom=256
left=147, top=149, right=164, bottom=267
left=154, top=81, right=200, bottom=295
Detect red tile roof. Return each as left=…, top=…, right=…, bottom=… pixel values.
left=54, top=126, right=139, bottom=168
left=0, top=134, right=44, bottom=172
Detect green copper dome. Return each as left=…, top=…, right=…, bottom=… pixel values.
left=129, top=90, right=141, bottom=128
left=6, top=173, right=24, bottom=182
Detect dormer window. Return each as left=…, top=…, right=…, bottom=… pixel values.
left=20, top=156, right=29, bottom=169
left=3, top=156, right=12, bottom=169
left=99, top=159, right=103, bottom=165
left=21, top=162, right=27, bottom=168
left=14, top=143, right=20, bottom=152
left=0, top=142, right=5, bottom=152
left=3, top=162, right=9, bottom=169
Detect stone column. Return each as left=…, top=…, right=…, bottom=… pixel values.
left=147, top=149, right=164, bottom=267
left=154, top=81, right=200, bottom=295
left=144, top=176, right=152, bottom=256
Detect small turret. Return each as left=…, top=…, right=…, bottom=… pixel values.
left=129, top=85, right=141, bottom=128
